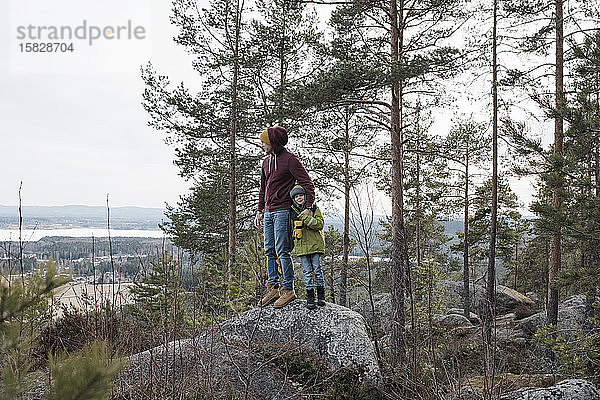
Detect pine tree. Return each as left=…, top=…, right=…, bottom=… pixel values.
left=142, top=0, right=261, bottom=268
left=322, top=226, right=347, bottom=304
left=500, top=217, right=532, bottom=293
left=130, top=252, right=184, bottom=326
left=484, top=0, right=500, bottom=391
left=290, top=7, right=381, bottom=307
left=501, top=0, right=600, bottom=334
left=47, top=341, right=126, bottom=400
left=1, top=260, right=124, bottom=399
left=402, top=104, right=452, bottom=275
left=249, top=0, right=322, bottom=127
left=556, top=31, right=600, bottom=325
left=300, top=107, right=379, bottom=307
left=443, top=119, right=490, bottom=318
left=501, top=232, right=547, bottom=300
left=466, top=179, right=523, bottom=281
left=288, top=0, right=469, bottom=363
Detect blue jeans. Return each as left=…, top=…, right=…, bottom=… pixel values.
left=300, top=253, right=324, bottom=290
left=264, top=209, right=294, bottom=290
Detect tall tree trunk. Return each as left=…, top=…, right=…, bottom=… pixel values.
left=366, top=241, right=382, bottom=360
left=547, top=0, right=564, bottom=329
left=341, top=108, right=350, bottom=307
left=329, top=257, right=337, bottom=304
left=416, top=128, right=422, bottom=273
left=484, top=0, right=498, bottom=395
left=463, top=134, right=471, bottom=319
left=228, top=0, right=242, bottom=279
left=596, top=131, right=599, bottom=198
left=514, top=244, right=518, bottom=291
left=18, top=182, right=24, bottom=285
left=414, top=128, right=437, bottom=389
left=390, top=0, right=407, bottom=364
left=593, top=144, right=600, bottom=322
left=278, top=0, right=287, bottom=123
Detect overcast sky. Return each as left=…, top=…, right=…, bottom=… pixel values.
left=1, top=0, right=541, bottom=214
left=0, top=0, right=207, bottom=208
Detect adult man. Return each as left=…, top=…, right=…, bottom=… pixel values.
left=254, top=126, right=315, bottom=308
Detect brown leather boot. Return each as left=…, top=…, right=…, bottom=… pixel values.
left=273, top=289, right=296, bottom=309
left=259, top=284, right=280, bottom=307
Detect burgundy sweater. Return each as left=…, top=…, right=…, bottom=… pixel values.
left=257, top=127, right=315, bottom=212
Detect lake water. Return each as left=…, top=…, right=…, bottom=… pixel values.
left=0, top=228, right=166, bottom=241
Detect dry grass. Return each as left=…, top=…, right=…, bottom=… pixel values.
left=461, top=373, right=561, bottom=395
left=52, top=283, right=133, bottom=316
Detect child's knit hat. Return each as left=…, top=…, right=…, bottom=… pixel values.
left=290, top=185, right=305, bottom=198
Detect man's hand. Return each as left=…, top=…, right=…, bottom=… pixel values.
left=299, top=209, right=313, bottom=218
left=254, top=210, right=264, bottom=229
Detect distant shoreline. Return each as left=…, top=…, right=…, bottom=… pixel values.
left=0, top=228, right=166, bottom=241
left=0, top=204, right=166, bottom=232
left=0, top=204, right=165, bottom=216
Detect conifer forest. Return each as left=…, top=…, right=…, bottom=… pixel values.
left=2, top=0, right=600, bottom=398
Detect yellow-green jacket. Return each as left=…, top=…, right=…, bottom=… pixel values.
left=291, top=206, right=325, bottom=256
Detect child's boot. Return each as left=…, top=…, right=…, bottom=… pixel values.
left=306, top=289, right=316, bottom=310
left=316, top=286, right=326, bottom=307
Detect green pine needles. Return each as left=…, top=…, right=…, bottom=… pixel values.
left=535, top=322, right=600, bottom=379
left=47, top=341, right=126, bottom=400
left=0, top=260, right=126, bottom=399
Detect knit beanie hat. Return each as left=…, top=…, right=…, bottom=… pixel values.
left=259, top=128, right=270, bottom=145
left=290, top=185, right=306, bottom=198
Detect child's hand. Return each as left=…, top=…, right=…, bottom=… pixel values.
left=299, top=209, right=313, bottom=217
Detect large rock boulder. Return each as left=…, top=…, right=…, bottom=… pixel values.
left=118, top=300, right=381, bottom=398
left=439, top=280, right=536, bottom=316
left=448, top=387, right=485, bottom=400
left=449, top=379, right=600, bottom=400
left=218, top=300, right=381, bottom=383
left=119, top=337, right=300, bottom=399
left=516, top=295, right=588, bottom=336
left=501, top=379, right=600, bottom=400
left=432, top=313, right=474, bottom=328
left=352, top=282, right=535, bottom=339
left=351, top=293, right=392, bottom=339
left=445, top=308, right=481, bottom=325
left=526, top=292, right=540, bottom=304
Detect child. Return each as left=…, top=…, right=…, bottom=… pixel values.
left=289, top=185, right=326, bottom=309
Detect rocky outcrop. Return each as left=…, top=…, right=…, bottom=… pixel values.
left=450, top=379, right=600, bottom=400
left=119, top=337, right=300, bottom=399
left=351, top=293, right=391, bottom=339
left=516, top=295, right=588, bottom=337
left=351, top=291, right=484, bottom=339
left=353, top=283, right=536, bottom=339
left=448, top=387, right=485, bottom=400
left=432, top=313, right=474, bottom=328
left=118, top=300, right=381, bottom=398
left=501, top=379, right=600, bottom=400
left=445, top=308, right=481, bottom=325
left=439, top=280, right=536, bottom=316
left=526, top=292, right=540, bottom=304
left=217, top=300, right=381, bottom=383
